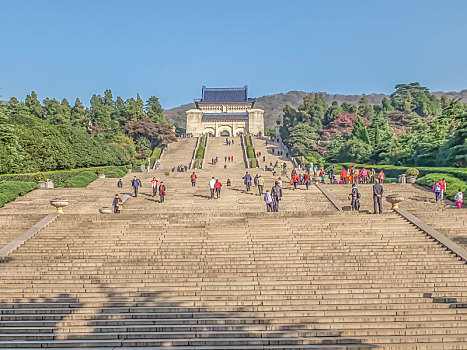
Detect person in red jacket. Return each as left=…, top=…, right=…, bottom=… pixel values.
left=340, top=168, right=348, bottom=184
left=304, top=171, right=310, bottom=190
left=159, top=182, right=166, bottom=203
left=214, top=179, right=222, bottom=198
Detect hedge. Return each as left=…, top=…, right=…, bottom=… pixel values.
left=196, top=146, right=205, bottom=159
left=247, top=145, right=255, bottom=160
left=0, top=181, right=39, bottom=208
left=150, top=147, right=162, bottom=168
left=0, top=165, right=129, bottom=187
left=251, top=158, right=257, bottom=168
left=62, top=171, right=98, bottom=188
left=417, top=173, right=466, bottom=199
left=105, top=166, right=128, bottom=178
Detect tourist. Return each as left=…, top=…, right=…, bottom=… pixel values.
left=292, top=173, right=300, bottom=190
left=227, top=179, right=231, bottom=186
left=263, top=156, right=265, bottom=162
left=433, top=182, right=441, bottom=203
left=349, top=184, right=360, bottom=211
left=370, top=168, right=376, bottom=183
left=254, top=174, right=259, bottom=187
left=378, top=170, right=385, bottom=184
left=225, top=156, right=227, bottom=162
left=243, top=172, right=252, bottom=191
left=224, top=164, right=227, bottom=169
left=112, top=194, right=123, bottom=214
left=151, top=177, right=158, bottom=197
left=329, top=166, right=336, bottom=184
left=257, top=175, right=264, bottom=195
left=209, top=177, right=216, bottom=199
left=131, top=176, right=141, bottom=197
left=277, top=177, right=283, bottom=188
left=264, top=190, right=273, bottom=212
left=360, top=168, right=368, bottom=184
left=215, top=179, right=222, bottom=198
left=440, top=178, right=446, bottom=200
left=305, top=171, right=309, bottom=190
left=159, top=181, right=166, bottom=203
left=117, top=179, right=123, bottom=188
left=373, top=181, right=383, bottom=214
left=190, top=172, right=197, bottom=187
left=340, top=167, right=347, bottom=184
left=231, top=156, right=234, bottom=162
left=350, top=166, right=356, bottom=185
left=454, top=189, right=464, bottom=209
left=271, top=181, right=283, bottom=212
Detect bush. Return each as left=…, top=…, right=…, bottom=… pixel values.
left=251, top=158, right=257, bottom=168
left=417, top=173, right=466, bottom=199
left=104, top=166, right=128, bottom=178
left=62, top=171, right=98, bottom=188
left=0, top=181, right=38, bottom=208
left=150, top=147, right=162, bottom=168
left=164, top=171, right=170, bottom=176
left=406, top=167, right=420, bottom=177
left=34, top=173, right=47, bottom=182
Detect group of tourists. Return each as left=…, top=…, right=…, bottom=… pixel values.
left=339, top=166, right=385, bottom=185
left=432, top=179, right=446, bottom=202
left=225, top=138, right=235, bottom=146
left=172, top=165, right=188, bottom=172
left=209, top=177, right=223, bottom=199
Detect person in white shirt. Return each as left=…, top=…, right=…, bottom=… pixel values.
left=209, top=177, right=216, bottom=199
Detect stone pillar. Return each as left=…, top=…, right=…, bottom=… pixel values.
left=186, top=109, right=203, bottom=136
left=248, top=109, right=264, bottom=135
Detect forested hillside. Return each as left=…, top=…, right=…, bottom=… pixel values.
left=279, top=83, right=467, bottom=168
left=0, top=90, right=176, bottom=174
left=163, top=89, right=467, bottom=129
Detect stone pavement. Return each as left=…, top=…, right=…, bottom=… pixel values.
left=0, top=138, right=467, bottom=349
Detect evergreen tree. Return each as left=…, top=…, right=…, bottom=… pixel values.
left=71, top=98, right=87, bottom=127
left=351, top=116, right=370, bottom=144
left=357, top=96, right=375, bottom=120
left=323, top=101, right=343, bottom=125
left=145, top=96, right=167, bottom=123
left=0, top=106, right=22, bottom=173
left=25, top=91, right=44, bottom=119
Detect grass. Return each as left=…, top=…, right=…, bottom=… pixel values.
left=0, top=181, right=39, bottom=208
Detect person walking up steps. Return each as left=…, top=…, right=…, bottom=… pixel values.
left=190, top=172, right=197, bottom=187
left=159, top=182, right=166, bottom=203
left=209, top=177, right=216, bottom=199
left=243, top=172, right=252, bottom=192
left=373, top=181, right=383, bottom=214
left=264, top=190, right=273, bottom=212
left=440, top=178, right=446, bottom=200
left=454, top=189, right=464, bottom=209
left=257, top=175, right=264, bottom=195
left=271, top=181, right=283, bottom=212
left=132, top=176, right=141, bottom=197
left=214, top=179, right=222, bottom=198
left=151, top=177, right=158, bottom=197
left=117, top=179, right=123, bottom=188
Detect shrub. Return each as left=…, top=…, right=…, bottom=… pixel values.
left=406, top=167, right=420, bottom=177
left=62, top=171, right=98, bottom=188
left=164, top=171, right=170, bottom=176
left=104, top=166, right=128, bottom=178
left=0, top=181, right=38, bottom=208
left=251, top=159, right=257, bottom=168
left=150, top=147, right=162, bottom=168
left=34, top=173, right=47, bottom=182
left=417, top=173, right=466, bottom=198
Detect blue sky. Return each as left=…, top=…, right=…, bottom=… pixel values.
left=1, top=0, right=466, bottom=108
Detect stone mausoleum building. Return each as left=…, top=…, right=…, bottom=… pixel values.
left=186, top=86, right=264, bottom=137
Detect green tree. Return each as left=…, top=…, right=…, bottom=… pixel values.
left=145, top=96, right=167, bottom=123
left=0, top=106, right=22, bottom=173
left=351, top=116, right=370, bottom=144
left=323, top=101, right=343, bottom=125
left=71, top=98, right=87, bottom=127
left=357, top=96, right=375, bottom=120
left=25, top=91, right=44, bottom=119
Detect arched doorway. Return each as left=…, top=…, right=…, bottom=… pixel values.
left=220, top=130, right=230, bottom=137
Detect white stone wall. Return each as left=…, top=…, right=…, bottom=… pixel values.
left=248, top=109, right=264, bottom=135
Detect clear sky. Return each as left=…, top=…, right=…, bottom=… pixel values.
left=1, top=0, right=466, bottom=108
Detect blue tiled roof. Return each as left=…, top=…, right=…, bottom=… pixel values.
left=200, top=86, right=250, bottom=103
left=202, top=112, right=249, bottom=120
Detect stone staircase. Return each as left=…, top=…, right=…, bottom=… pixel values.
left=203, top=136, right=245, bottom=170
left=159, top=137, right=197, bottom=171
left=0, top=140, right=467, bottom=349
